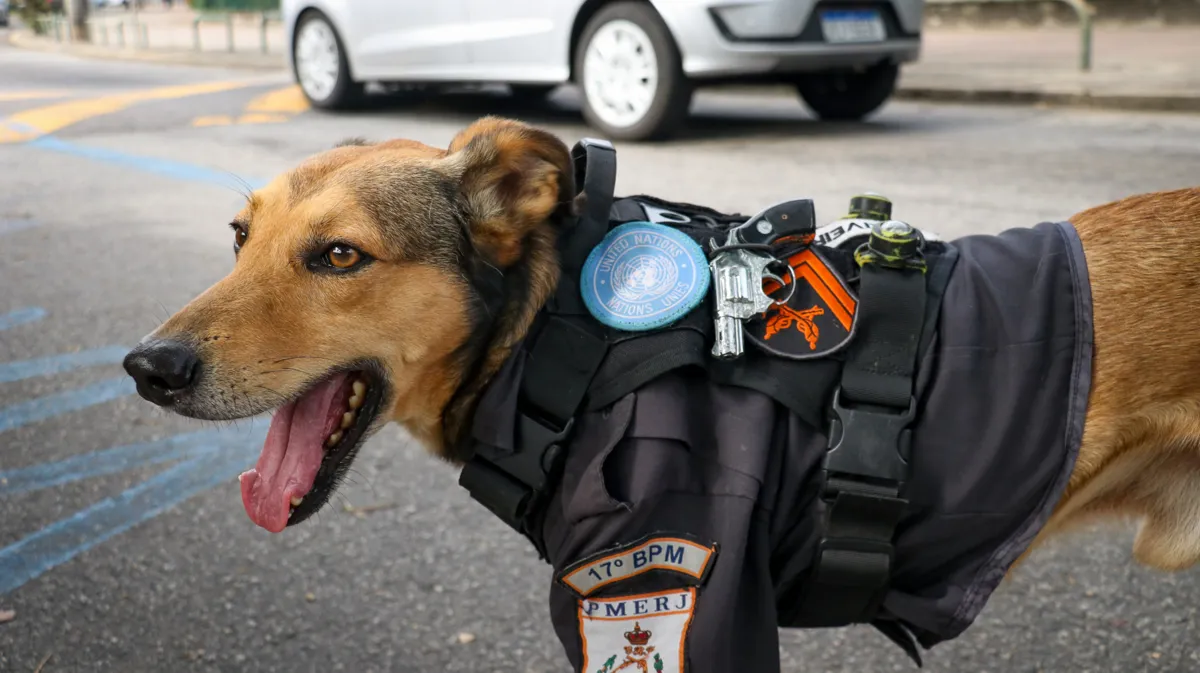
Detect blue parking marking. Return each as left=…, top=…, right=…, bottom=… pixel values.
left=0, top=135, right=277, bottom=596
left=0, top=346, right=130, bottom=384
left=0, top=219, right=39, bottom=236
left=0, top=377, right=136, bottom=433
left=0, top=307, right=48, bottom=331
left=0, top=420, right=268, bottom=496
left=0, top=419, right=267, bottom=595
left=27, top=136, right=267, bottom=190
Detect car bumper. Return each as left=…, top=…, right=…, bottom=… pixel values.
left=653, top=0, right=922, bottom=79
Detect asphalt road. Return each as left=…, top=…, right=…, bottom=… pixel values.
left=2, top=34, right=1200, bottom=673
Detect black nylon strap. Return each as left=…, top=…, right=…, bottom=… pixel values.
left=554, top=139, right=617, bottom=317
left=521, top=316, right=608, bottom=429
left=840, top=266, right=928, bottom=408
left=459, top=139, right=617, bottom=560
left=792, top=236, right=929, bottom=666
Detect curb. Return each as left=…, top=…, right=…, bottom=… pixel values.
left=7, top=30, right=286, bottom=72
left=893, top=86, right=1200, bottom=113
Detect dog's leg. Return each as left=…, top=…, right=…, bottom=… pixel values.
left=1130, top=443, right=1200, bottom=569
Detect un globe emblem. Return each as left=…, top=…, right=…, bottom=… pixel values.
left=581, top=221, right=710, bottom=332
left=612, top=254, right=680, bottom=304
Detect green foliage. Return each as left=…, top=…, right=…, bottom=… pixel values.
left=17, top=0, right=54, bottom=35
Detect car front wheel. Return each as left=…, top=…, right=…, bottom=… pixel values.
left=575, top=1, right=692, bottom=141
left=293, top=11, right=364, bottom=110
left=794, top=62, right=900, bottom=121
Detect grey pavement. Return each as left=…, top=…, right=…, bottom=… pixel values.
left=2, top=32, right=1200, bottom=673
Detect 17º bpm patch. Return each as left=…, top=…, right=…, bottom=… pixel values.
left=558, top=535, right=718, bottom=598
left=580, top=588, right=696, bottom=673
left=581, top=222, right=710, bottom=332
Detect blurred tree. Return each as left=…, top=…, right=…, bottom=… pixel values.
left=16, top=0, right=53, bottom=35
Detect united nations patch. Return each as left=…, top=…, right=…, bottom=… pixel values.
left=581, top=222, right=710, bottom=332
left=746, top=248, right=858, bottom=359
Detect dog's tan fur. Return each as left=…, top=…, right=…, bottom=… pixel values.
left=144, top=117, right=1200, bottom=575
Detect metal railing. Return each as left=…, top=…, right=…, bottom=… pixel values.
left=190, top=0, right=280, bottom=53
left=925, top=0, right=1096, bottom=71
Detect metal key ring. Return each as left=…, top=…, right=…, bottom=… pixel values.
left=765, top=258, right=798, bottom=307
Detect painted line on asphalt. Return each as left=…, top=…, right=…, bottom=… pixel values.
left=27, top=135, right=267, bottom=191
left=0, top=218, right=40, bottom=236
left=0, top=423, right=266, bottom=596
left=0, top=377, right=136, bottom=433
left=0, top=346, right=131, bottom=384
left=0, top=79, right=261, bottom=144
left=0, top=90, right=72, bottom=103
left=192, top=84, right=308, bottom=127
left=0, top=307, right=48, bottom=331
left=0, top=419, right=269, bottom=497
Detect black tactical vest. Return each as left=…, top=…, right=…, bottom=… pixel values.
left=457, top=139, right=1092, bottom=665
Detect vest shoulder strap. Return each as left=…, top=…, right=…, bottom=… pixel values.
left=457, top=139, right=616, bottom=559
left=785, top=224, right=960, bottom=667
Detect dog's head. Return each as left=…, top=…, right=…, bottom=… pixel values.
left=122, top=117, right=575, bottom=533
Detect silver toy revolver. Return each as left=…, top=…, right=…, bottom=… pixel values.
left=708, top=199, right=815, bottom=360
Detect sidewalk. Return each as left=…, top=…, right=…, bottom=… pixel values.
left=899, top=26, right=1200, bottom=111
left=9, top=7, right=1200, bottom=113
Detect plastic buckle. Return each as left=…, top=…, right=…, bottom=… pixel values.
left=508, top=412, right=574, bottom=493
left=823, top=388, right=916, bottom=495
left=458, top=412, right=574, bottom=530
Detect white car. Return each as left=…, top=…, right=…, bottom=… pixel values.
left=281, top=0, right=924, bottom=141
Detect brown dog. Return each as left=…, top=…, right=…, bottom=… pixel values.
left=122, top=116, right=1200, bottom=667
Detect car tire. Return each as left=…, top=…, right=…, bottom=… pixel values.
left=574, top=1, right=692, bottom=142
left=794, top=61, right=899, bottom=121
left=292, top=10, right=365, bottom=111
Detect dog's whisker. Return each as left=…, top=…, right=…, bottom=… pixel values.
left=345, top=467, right=378, bottom=499
left=218, top=170, right=256, bottom=201
left=254, top=385, right=290, bottom=406
left=259, top=367, right=317, bottom=377
left=270, top=355, right=339, bottom=364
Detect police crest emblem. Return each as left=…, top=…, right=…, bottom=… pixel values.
left=581, top=222, right=710, bottom=332
left=746, top=247, right=858, bottom=359
left=580, top=589, right=695, bottom=673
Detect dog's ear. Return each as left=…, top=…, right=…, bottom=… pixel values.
left=440, top=117, right=575, bottom=268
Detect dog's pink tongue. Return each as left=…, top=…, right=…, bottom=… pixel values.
left=239, top=373, right=349, bottom=533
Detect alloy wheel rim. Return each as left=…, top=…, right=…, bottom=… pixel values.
left=583, top=19, right=659, bottom=129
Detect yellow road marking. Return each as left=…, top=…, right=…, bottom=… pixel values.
left=0, top=90, right=72, bottom=103
left=188, top=85, right=308, bottom=128
left=0, top=80, right=259, bottom=144
left=192, top=115, right=234, bottom=127
left=237, top=113, right=291, bottom=124
left=244, top=86, right=309, bottom=115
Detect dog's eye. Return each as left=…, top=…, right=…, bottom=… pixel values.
left=233, top=228, right=248, bottom=252
left=324, top=245, right=363, bottom=270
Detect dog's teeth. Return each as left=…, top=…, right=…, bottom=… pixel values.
left=352, top=380, right=366, bottom=398
left=342, top=411, right=355, bottom=429
left=348, top=395, right=363, bottom=410
left=290, top=496, right=303, bottom=507
left=326, top=431, right=342, bottom=447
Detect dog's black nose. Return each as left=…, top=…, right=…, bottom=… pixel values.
left=123, top=339, right=200, bottom=406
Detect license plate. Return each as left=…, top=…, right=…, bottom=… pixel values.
left=820, top=9, right=886, bottom=44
